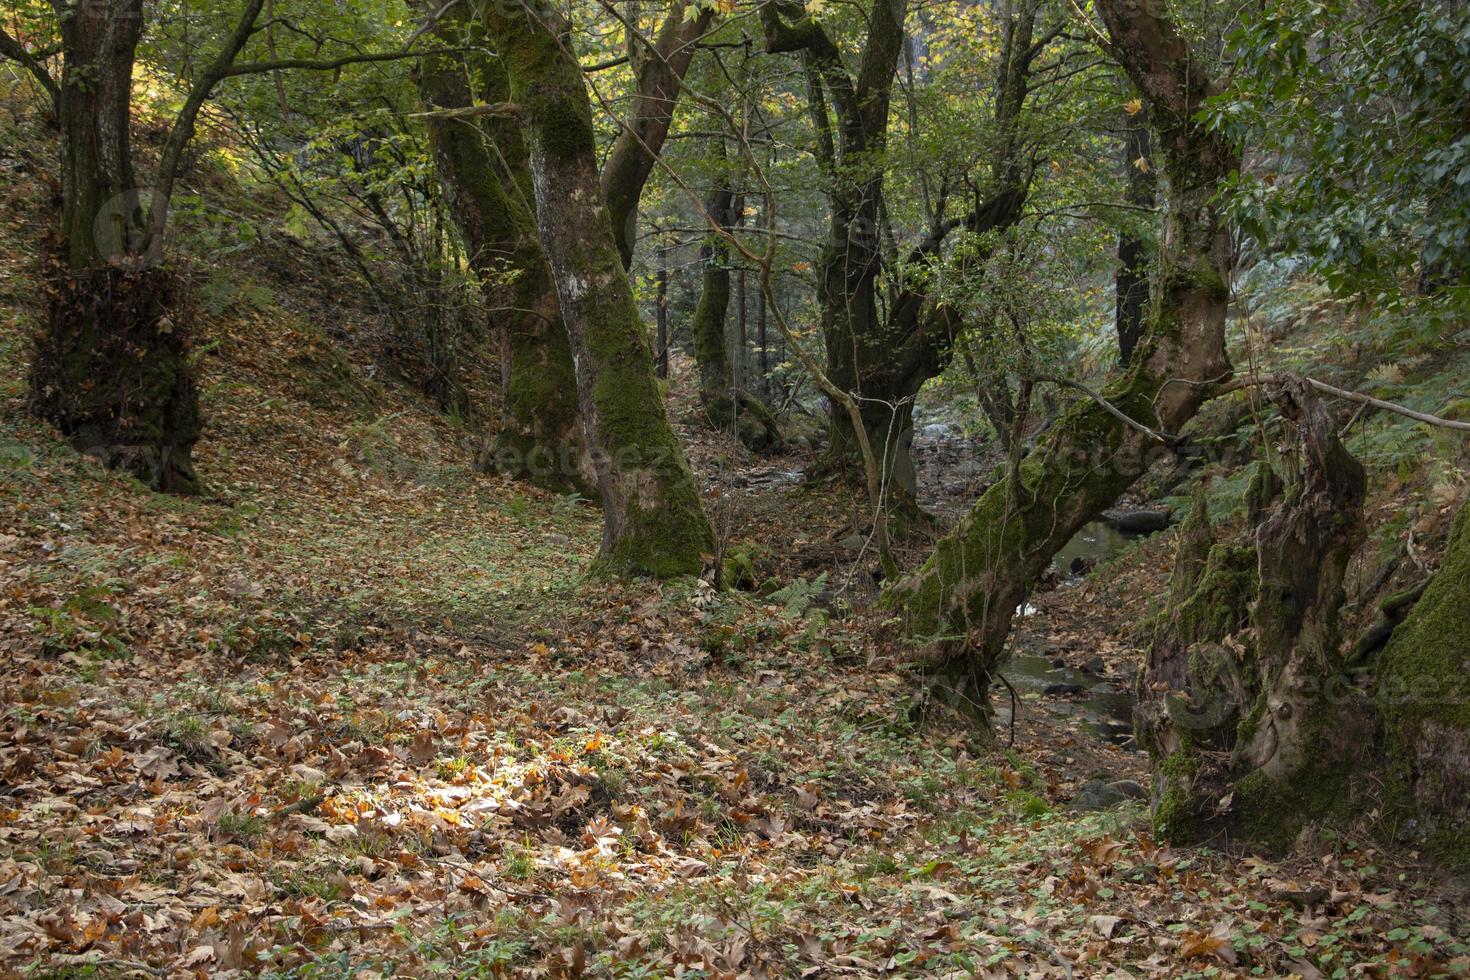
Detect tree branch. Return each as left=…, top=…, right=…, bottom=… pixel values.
left=407, top=101, right=519, bottom=122
left=221, top=47, right=429, bottom=77
left=145, top=0, right=269, bottom=253
left=0, top=23, right=58, bottom=110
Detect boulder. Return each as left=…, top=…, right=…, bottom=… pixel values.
left=1100, top=508, right=1174, bottom=534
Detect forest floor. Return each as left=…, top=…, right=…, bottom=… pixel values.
left=2, top=123, right=1470, bottom=980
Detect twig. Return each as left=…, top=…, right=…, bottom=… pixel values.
left=997, top=673, right=1019, bottom=748
left=271, top=793, right=325, bottom=820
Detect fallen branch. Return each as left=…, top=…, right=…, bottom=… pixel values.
left=271, top=793, right=325, bottom=820
left=1217, top=374, right=1470, bottom=432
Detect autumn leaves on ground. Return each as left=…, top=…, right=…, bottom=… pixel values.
left=0, top=168, right=1466, bottom=980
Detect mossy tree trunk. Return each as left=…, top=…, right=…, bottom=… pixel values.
left=417, top=3, right=591, bottom=493
left=28, top=0, right=201, bottom=493
left=692, top=154, right=738, bottom=415
left=1116, top=104, right=1155, bottom=367
left=1138, top=376, right=1370, bottom=850
left=480, top=0, right=714, bottom=577
left=1378, top=500, right=1470, bottom=865
left=761, top=0, right=1039, bottom=511
left=885, top=0, right=1238, bottom=713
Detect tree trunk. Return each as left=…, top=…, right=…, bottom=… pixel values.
left=416, top=2, right=591, bottom=493
left=601, top=0, right=714, bottom=269
left=29, top=0, right=201, bottom=493
left=655, top=249, right=669, bottom=379
left=1378, top=500, right=1470, bottom=866
left=480, top=0, right=714, bottom=577
left=886, top=0, right=1237, bottom=715
left=690, top=139, right=780, bottom=453
left=692, top=175, right=736, bottom=414
left=1116, top=106, right=1155, bottom=366
left=756, top=286, right=768, bottom=398
left=1138, top=376, right=1370, bottom=851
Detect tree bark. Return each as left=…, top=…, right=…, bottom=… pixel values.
left=479, top=0, right=714, bottom=577
left=1116, top=105, right=1154, bottom=366
left=29, top=0, right=201, bottom=493
left=416, top=1, right=591, bottom=493
left=1378, top=500, right=1470, bottom=866
left=655, top=248, right=669, bottom=379
left=601, top=0, right=714, bottom=269
left=886, top=0, right=1238, bottom=715
left=1138, top=376, right=1369, bottom=851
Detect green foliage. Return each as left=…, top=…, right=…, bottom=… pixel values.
left=1208, top=0, right=1470, bottom=296
left=768, top=572, right=828, bottom=621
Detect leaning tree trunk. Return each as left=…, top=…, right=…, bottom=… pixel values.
left=601, top=0, right=714, bottom=269
left=1138, top=376, right=1370, bottom=851
left=885, top=0, right=1237, bottom=714
left=480, top=0, right=714, bottom=577
left=29, top=0, right=201, bottom=493
left=416, top=3, right=590, bottom=493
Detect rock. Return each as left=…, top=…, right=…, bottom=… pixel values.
left=1044, top=683, right=1086, bottom=696
left=546, top=533, right=572, bottom=548
left=1107, top=778, right=1148, bottom=800
left=1081, top=656, right=1107, bottom=676
left=1100, top=508, right=1174, bottom=534
left=954, top=459, right=986, bottom=477
left=838, top=534, right=867, bottom=551
left=1072, top=778, right=1128, bottom=811
left=921, top=422, right=956, bottom=439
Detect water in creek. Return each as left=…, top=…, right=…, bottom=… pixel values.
left=1000, top=519, right=1145, bottom=748
left=994, top=654, right=1137, bottom=748
left=1051, top=520, right=1134, bottom=579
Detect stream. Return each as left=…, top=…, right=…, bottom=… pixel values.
left=1002, top=519, right=1146, bottom=748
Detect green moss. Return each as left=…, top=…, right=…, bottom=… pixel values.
left=1377, top=501, right=1470, bottom=863
left=1153, top=749, right=1203, bottom=842
left=536, top=91, right=597, bottom=164
left=1230, top=759, right=1350, bottom=856
left=1169, top=544, right=1256, bottom=647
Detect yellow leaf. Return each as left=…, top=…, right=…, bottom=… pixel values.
left=1133, top=156, right=1151, bottom=173
left=1124, top=97, right=1143, bottom=115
